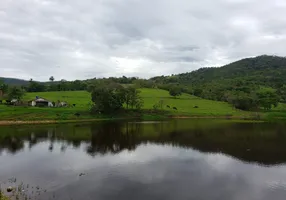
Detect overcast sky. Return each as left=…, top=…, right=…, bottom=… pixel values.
left=1, top=0, right=286, bottom=81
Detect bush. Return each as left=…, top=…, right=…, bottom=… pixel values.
left=169, top=87, right=182, bottom=98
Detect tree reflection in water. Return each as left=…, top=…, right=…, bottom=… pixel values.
left=1, top=120, right=286, bottom=165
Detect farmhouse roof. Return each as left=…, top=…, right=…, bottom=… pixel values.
left=29, top=97, right=50, bottom=102
left=35, top=98, right=49, bottom=102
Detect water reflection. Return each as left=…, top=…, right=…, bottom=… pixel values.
left=1, top=120, right=286, bottom=165
left=1, top=120, right=286, bottom=200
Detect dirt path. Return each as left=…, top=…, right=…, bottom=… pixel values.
left=0, top=115, right=262, bottom=126
left=0, top=120, right=57, bottom=125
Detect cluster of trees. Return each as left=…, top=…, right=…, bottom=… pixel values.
left=0, top=80, right=8, bottom=97
left=0, top=80, right=25, bottom=101
left=168, top=86, right=182, bottom=98
left=223, top=88, right=279, bottom=111
left=89, top=81, right=143, bottom=114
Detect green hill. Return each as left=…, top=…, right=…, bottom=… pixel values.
left=150, top=55, right=286, bottom=110
left=0, top=77, right=30, bottom=85
left=152, top=55, right=286, bottom=87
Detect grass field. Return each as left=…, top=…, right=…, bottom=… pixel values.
left=0, top=91, right=94, bottom=121
left=0, top=88, right=283, bottom=122
left=140, top=89, right=247, bottom=116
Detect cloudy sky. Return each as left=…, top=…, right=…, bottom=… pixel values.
left=1, top=0, right=286, bottom=81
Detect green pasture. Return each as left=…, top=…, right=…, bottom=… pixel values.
left=1, top=88, right=285, bottom=121
left=140, top=88, right=248, bottom=116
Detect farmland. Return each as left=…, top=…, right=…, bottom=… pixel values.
left=0, top=88, right=282, bottom=122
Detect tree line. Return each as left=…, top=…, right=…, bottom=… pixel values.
left=1, top=75, right=283, bottom=112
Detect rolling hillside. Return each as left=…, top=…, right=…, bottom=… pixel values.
left=152, top=55, right=286, bottom=87
left=149, top=55, right=286, bottom=107
left=0, top=77, right=30, bottom=85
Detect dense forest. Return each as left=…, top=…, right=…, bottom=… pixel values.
left=1, top=55, right=286, bottom=112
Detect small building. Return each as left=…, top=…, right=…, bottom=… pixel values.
left=29, top=97, right=53, bottom=107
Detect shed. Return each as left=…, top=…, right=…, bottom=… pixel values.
left=29, top=97, right=53, bottom=107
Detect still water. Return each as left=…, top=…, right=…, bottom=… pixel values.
left=1, top=119, right=286, bottom=200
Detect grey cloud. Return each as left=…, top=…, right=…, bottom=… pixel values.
left=0, top=0, right=286, bottom=80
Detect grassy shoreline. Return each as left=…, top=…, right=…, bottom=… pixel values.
left=0, top=113, right=267, bottom=126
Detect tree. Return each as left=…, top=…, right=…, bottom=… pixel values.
left=226, top=91, right=258, bottom=111
left=57, top=79, right=69, bottom=91
left=256, top=90, right=279, bottom=110
left=277, top=85, right=286, bottom=103
left=8, top=87, right=25, bottom=100
left=169, top=86, right=182, bottom=98
left=133, top=79, right=155, bottom=88
left=123, top=87, right=143, bottom=109
left=89, top=83, right=143, bottom=114
left=49, top=76, right=55, bottom=82
left=26, top=80, right=46, bottom=92
left=90, top=83, right=125, bottom=114
left=0, top=80, right=8, bottom=97
left=193, top=88, right=203, bottom=96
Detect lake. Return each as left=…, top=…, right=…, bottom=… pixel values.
left=1, top=119, right=286, bottom=200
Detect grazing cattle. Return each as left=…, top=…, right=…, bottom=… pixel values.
left=74, top=113, right=80, bottom=117
left=73, top=104, right=76, bottom=107
left=173, top=107, right=177, bottom=110
left=5, top=100, right=11, bottom=105
left=166, top=105, right=170, bottom=108
left=193, top=106, right=199, bottom=108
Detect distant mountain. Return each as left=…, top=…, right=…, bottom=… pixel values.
left=0, top=77, right=30, bottom=85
